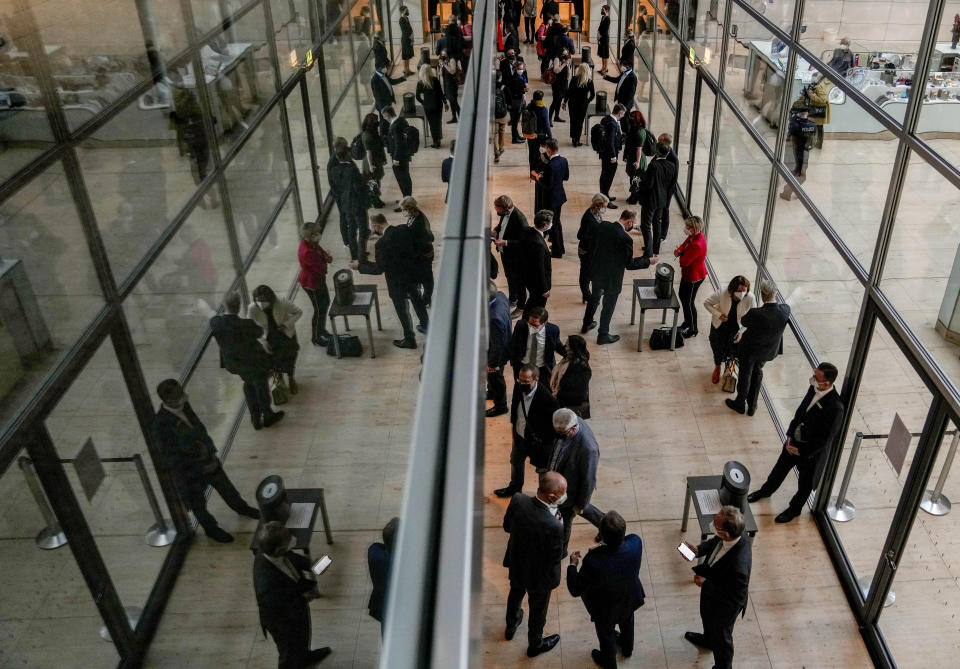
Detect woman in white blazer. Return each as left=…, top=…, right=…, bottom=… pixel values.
left=703, top=275, right=757, bottom=384
left=249, top=285, right=302, bottom=393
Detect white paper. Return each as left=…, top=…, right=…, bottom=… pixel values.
left=696, top=489, right=721, bottom=515
left=352, top=292, right=373, bottom=306
left=636, top=287, right=659, bottom=300
left=286, top=502, right=315, bottom=529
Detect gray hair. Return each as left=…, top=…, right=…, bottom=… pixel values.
left=591, top=193, right=610, bottom=208
left=552, top=408, right=578, bottom=431
left=494, top=194, right=513, bottom=209
left=400, top=195, right=419, bottom=212
left=223, top=290, right=242, bottom=315
left=716, top=505, right=745, bottom=538
left=759, top=279, right=776, bottom=302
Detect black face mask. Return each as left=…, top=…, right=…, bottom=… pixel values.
left=517, top=383, right=533, bottom=394
left=509, top=55, right=516, bottom=61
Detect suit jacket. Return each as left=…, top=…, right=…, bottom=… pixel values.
left=373, top=40, right=389, bottom=69
left=598, top=113, right=622, bottom=159
left=358, top=225, right=418, bottom=290
left=371, top=71, right=404, bottom=109
left=367, top=542, right=392, bottom=622
left=248, top=298, right=302, bottom=340
left=503, top=492, right=564, bottom=591
left=509, top=320, right=566, bottom=375
left=253, top=550, right=315, bottom=635
left=739, top=302, right=791, bottom=363
left=150, top=403, right=218, bottom=491
left=693, top=535, right=752, bottom=621
left=386, top=116, right=413, bottom=161
left=489, top=291, right=513, bottom=368
left=510, top=382, right=559, bottom=467
left=640, top=156, right=678, bottom=209
left=538, top=154, right=569, bottom=207
left=590, top=221, right=650, bottom=291
left=604, top=70, right=637, bottom=107
left=551, top=417, right=599, bottom=511
left=567, top=534, right=645, bottom=624
left=493, top=207, right=529, bottom=260
left=328, top=157, right=368, bottom=214
left=209, top=314, right=270, bottom=376
left=577, top=208, right=603, bottom=258
left=519, top=226, right=552, bottom=297
left=416, top=80, right=445, bottom=113
left=786, top=386, right=844, bottom=460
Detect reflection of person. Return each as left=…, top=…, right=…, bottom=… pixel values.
left=549, top=408, right=603, bottom=552
left=487, top=280, right=513, bottom=418
left=399, top=6, right=415, bottom=75
left=170, top=85, right=218, bottom=209
left=249, top=285, right=302, bottom=393
left=703, top=276, right=756, bottom=384
left=827, top=37, right=855, bottom=74
left=953, top=15, right=960, bottom=50
left=368, top=517, right=399, bottom=636
left=802, top=74, right=832, bottom=149
left=780, top=107, right=817, bottom=200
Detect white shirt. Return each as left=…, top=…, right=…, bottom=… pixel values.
left=515, top=383, right=537, bottom=437
left=707, top=535, right=741, bottom=566
left=534, top=494, right=561, bottom=520
left=808, top=385, right=835, bottom=412
left=524, top=326, right=546, bottom=367
left=162, top=402, right=191, bottom=426
left=497, top=208, right=513, bottom=241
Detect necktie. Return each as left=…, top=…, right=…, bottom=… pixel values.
left=530, top=329, right=540, bottom=367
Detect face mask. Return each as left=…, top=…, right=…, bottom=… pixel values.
left=517, top=382, right=533, bottom=394
left=509, top=54, right=516, bottom=61
left=543, top=224, right=552, bottom=233
left=256, top=300, right=270, bottom=310
left=516, top=69, right=524, bottom=75
left=734, top=291, right=746, bottom=300
left=548, top=493, right=568, bottom=509
left=529, top=323, right=543, bottom=333
left=167, top=393, right=188, bottom=409
left=810, top=375, right=828, bottom=391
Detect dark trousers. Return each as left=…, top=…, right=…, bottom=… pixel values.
left=509, top=431, right=531, bottom=488
left=503, top=253, right=527, bottom=307
left=549, top=206, right=564, bottom=257
left=569, top=102, right=588, bottom=142
left=445, top=85, right=460, bottom=119
left=524, top=16, right=536, bottom=40
left=389, top=283, right=428, bottom=340
left=734, top=353, right=765, bottom=410
left=558, top=503, right=604, bottom=552
left=267, top=607, right=312, bottom=669
left=757, top=446, right=820, bottom=513
left=239, top=372, right=273, bottom=425
left=660, top=194, right=673, bottom=240
left=792, top=138, right=805, bottom=176
left=527, top=135, right=543, bottom=170
left=583, top=286, right=621, bottom=336
left=416, top=264, right=435, bottom=306
left=488, top=366, right=507, bottom=410
left=599, top=158, right=618, bottom=196
left=549, top=84, right=566, bottom=120
left=578, top=254, right=592, bottom=302
left=640, top=203, right=666, bottom=256
left=701, top=603, right=738, bottom=669
left=304, top=284, right=331, bottom=342
left=678, top=277, right=704, bottom=332
left=709, top=325, right=735, bottom=366
left=509, top=104, right=523, bottom=140
left=506, top=584, right=552, bottom=649
left=184, top=467, right=251, bottom=535
left=392, top=160, right=412, bottom=197
left=425, top=109, right=443, bottom=145
left=594, top=613, right=635, bottom=669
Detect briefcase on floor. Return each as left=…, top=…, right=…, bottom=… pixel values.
left=326, top=334, right=363, bottom=357
left=649, top=327, right=683, bottom=350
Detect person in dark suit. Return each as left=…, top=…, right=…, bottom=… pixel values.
left=748, top=362, right=845, bottom=523
left=549, top=408, right=603, bottom=551
left=531, top=138, right=569, bottom=258
left=502, top=471, right=567, bottom=658
left=416, top=65, right=447, bottom=149
left=619, top=31, right=637, bottom=71
left=550, top=334, right=592, bottom=418
left=254, top=522, right=332, bottom=668
left=637, top=142, right=678, bottom=260
left=683, top=506, right=752, bottom=669
left=581, top=210, right=651, bottom=345
left=372, top=31, right=390, bottom=70
left=398, top=6, right=415, bottom=75
left=725, top=280, right=791, bottom=416
left=370, top=64, right=406, bottom=112
left=492, top=195, right=530, bottom=315
left=210, top=291, right=284, bottom=430
left=567, top=510, right=645, bottom=668
left=509, top=306, right=567, bottom=381
left=506, top=59, right=529, bottom=143
left=577, top=194, right=608, bottom=304
left=597, top=104, right=625, bottom=205
left=400, top=196, right=435, bottom=307
left=327, top=140, right=370, bottom=262
left=382, top=106, right=414, bottom=201
left=487, top=281, right=513, bottom=418
left=367, top=517, right=399, bottom=635
left=151, top=379, right=260, bottom=543
left=494, top=364, right=560, bottom=497
left=440, top=140, right=455, bottom=202
left=518, top=210, right=554, bottom=316
left=604, top=61, right=638, bottom=112
left=656, top=132, right=680, bottom=241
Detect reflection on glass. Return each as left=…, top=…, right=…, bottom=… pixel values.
left=323, top=14, right=356, bottom=98
left=704, top=188, right=758, bottom=283
left=713, top=100, right=770, bottom=242
left=330, top=83, right=361, bottom=145
left=275, top=0, right=316, bottom=82
left=916, top=40, right=960, bottom=172
left=648, top=77, right=675, bottom=139
left=244, top=194, right=301, bottom=298
left=687, top=80, right=715, bottom=217
left=652, top=29, right=680, bottom=104
left=286, top=87, right=322, bottom=223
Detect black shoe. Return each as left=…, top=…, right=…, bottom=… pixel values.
left=486, top=406, right=508, bottom=418
left=416, top=324, right=428, bottom=334
left=554, top=117, right=566, bottom=122
left=513, top=137, right=526, bottom=144
left=527, top=634, right=560, bottom=657
left=591, top=649, right=606, bottom=666
left=775, top=508, right=801, bottom=523
left=606, top=202, right=618, bottom=209
left=747, top=490, right=768, bottom=503
left=393, top=338, right=417, bottom=349
left=263, top=411, right=285, bottom=428
left=494, top=485, right=521, bottom=498
left=615, top=631, right=632, bottom=657
left=684, top=631, right=710, bottom=649
left=206, top=527, right=234, bottom=543
left=725, top=398, right=746, bottom=414
left=608, top=196, right=617, bottom=201
left=307, top=647, right=332, bottom=663
left=446, top=118, right=457, bottom=124
left=681, top=327, right=698, bottom=338
left=597, top=334, right=620, bottom=345
left=240, top=506, right=260, bottom=520
left=313, top=334, right=330, bottom=347
left=252, top=416, right=262, bottom=430
left=747, top=405, right=757, bottom=416
left=505, top=609, right=524, bottom=640
left=581, top=321, right=597, bottom=334
left=394, top=206, right=403, bottom=212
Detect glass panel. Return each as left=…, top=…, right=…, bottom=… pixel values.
left=648, top=77, right=675, bottom=140
left=183, top=335, right=245, bottom=462
left=274, top=0, right=316, bottom=83
left=330, top=82, right=361, bottom=146
left=652, top=30, right=680, bottom=104
left=322, top=12, right=356, bottom=99
left=225, top=103, right=290, bottom=260
left=285, top=85, right=322, bottom=223
left=44, top=337, right=172, bottom=612
left=713, top=98, right=770, bottom=244
left=0, top=448, right=120, bottom=667
left=675, top=60, right=698, bottom=192
left=0, top=162, right=106, bottom=436
left=761, top=323, right=821, bottom=430
left=686, top=0, right=724, bottom=81
left=78, top=94, right=214, bottom=285
left=880, top=153, right=960, bottom=397
left=743, top=0, right=793, bottom=34
left=919, top=13, right=960, bottom=174
left=687, top=79, right=715, bottom=218
left=243, top=191, right=301, bottom=294
left=704, top=186, right=758, bottom=284
left=122, top=191, right=236, bottom=394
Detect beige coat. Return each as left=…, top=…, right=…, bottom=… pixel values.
left=703, top=290, right=757, bottom=332
left=248, top=298, right=302, bottom=339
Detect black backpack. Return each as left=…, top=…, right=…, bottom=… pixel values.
left=520, top=108, right=538, bottom=138
left=590, top=122, right=606, bottom=153
left=404, top=124, right=420, bottom=155
left=350, top=133, right=365, bottom=160
left=494, top=88, right=507, bottom=118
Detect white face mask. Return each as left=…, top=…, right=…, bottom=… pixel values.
left=549, top=493, right=568, bottom=509
left=810, top=375, right=829, bottom=391
left=256, top=300, right=270, bottom=310
left=734, top=291, right=746, bottom=300
left=529, top=323, right=543, bottom=333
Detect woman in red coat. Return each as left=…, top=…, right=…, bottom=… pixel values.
left=298, top=222, right=333, bottom=346
left=674, top=215, right=708, bottom=338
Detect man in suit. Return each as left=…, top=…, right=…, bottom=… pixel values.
left=748, top=362, right=845, bottom=523
left=531, top=138, right=569, bottom=258
left=638, top=142, right=678, bottom=260
left=597, top=103, right=625, bottom=206
left=503, top=471, right=567, bottom=658
left=509, top=306, right=566, bottom=381
left=577, top=194, right=609, bottom=304
left=209, top=291, right=284, bottom=430
left=725, top=279, right=791, bottom=415
left=254, top=522, right=332, bottom=667
left=487, top=281, right=513, bottom=418
left=382, top=106, right=414, bottom=201
left=494, top=364, right=560, bottom=497
left=368, top=517, right=399, bottom=636
left=518, top=210, right=554, bottom=316
left=549, top=408, right=603, bottom=551
left=373, top=31, right=390, bottom=70
left=440, top=139, right=455, bottom=203
left=603, top=60, right=638, bottom=112
left=581, top=210, right=651, bottom=345
left=657, top=133, right=680, bottom=242
left=567, top=510, right=645, bottom=668
left=370, top=64, right=405, bottom=112
left=683, top=506, right=752, bottom=669
left=327, top=140, right=370, bottom=262
left=150, top=379, right=259, bottom=543
left=492, top=195, right=530, bottom=316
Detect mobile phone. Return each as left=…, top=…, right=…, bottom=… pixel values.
left=311, top=555, right=332, bottom=575
left=677, top=543, right=696, bottom=561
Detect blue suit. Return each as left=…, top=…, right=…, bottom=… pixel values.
left=488, top=291, right=513, bottom=410
left=536, top=154, right=569, bottom=258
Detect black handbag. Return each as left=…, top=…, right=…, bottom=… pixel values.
left=326, top=335, right=364, bottom=357
left=649, top=327, right=684, bottom=350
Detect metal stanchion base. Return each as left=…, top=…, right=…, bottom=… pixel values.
left=99, top=606, right=142, bottom=641
left=858, top=576, right=895, bottom=607
left=827, top=497, right=857, bottom=522
left=919, top=490, right=952, bottom=516
left=145, top=521, right=177, bottom=547
left=35, top=526, right=67, bottom=550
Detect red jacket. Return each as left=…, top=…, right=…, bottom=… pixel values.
left=298, top=239, right=328, bottom=289
left=675, top=232, right=707, bottom=282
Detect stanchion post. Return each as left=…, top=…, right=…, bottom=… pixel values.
left=17, top=456, right=68, bottom=550
left=133, top=454, right=177, bottom=547
left=920, top=431, right=960, bottom=516
left=827, top=432, right=861, bottom=522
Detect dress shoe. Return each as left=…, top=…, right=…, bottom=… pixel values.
left=746, top=490, right=768, bottom=503
left=747, top=405, right=757, bottom=416
left=615, top=631, right=632, bottom=657
left=493, top=485, right=521, bottom=498
left=513, top=137, right=526, bottom=144
left=252, top=416, right=263, bottom=430
left=510, top=307, right=524, bottom=318
left=606, top=202, right=618, bottom=209
left=581, top=321, right=597, bottom=334
left=486, top=406, right=508, bottom=418
left=711, top=366, right=721, bottom=384
left=446, top=118, right=458, bottom=124
left=681, top=327, right=698, bottom=338
left=206, top=527, right=235, bottom=543
left=393, top=206, right=403, bottom=212
left=725, top=398, right=745, bottom=414
left=554, top=116, right=566, bottom=122
left=240, top=506, right=261, bottom=520
left=775, top=508, right=801, bottom=523
left=393, top=338, right=417, bottom=349
left=263, top=411, right=285, bottom=428
left=288, top=378, right=298, bottom=395
left=597, top=334, right=620, bottom=345
left=505, top=609, right=524, bottom=640
left=527, top=634, right=560, bottom=657
left=608, top=196, right=617, bottom=201
left=416, top=323, right=428, bottom=334
left=307, top=647, right=332, bottom=663
left=313, top=333, right=331, bottom=347
left=591, top=649, right=606, bottom=666
left=684, top=631, right=710, bottom=649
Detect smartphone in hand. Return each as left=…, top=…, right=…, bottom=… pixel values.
left=677, top=543, right=696, bottom=561
left=311, top=555, right=332, bottom=575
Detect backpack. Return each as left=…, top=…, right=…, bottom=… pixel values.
left=494, top=87, right=507, bottom=118
left=520, top=108, right=538, bottom=138
left=590, top=122, right=606, bottom=153
left=404, top=124, right=420, bottom=155
left=350, top=133, right=365, bottom=161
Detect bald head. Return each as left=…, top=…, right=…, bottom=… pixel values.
left=537, top=471, right=567, bottom=504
